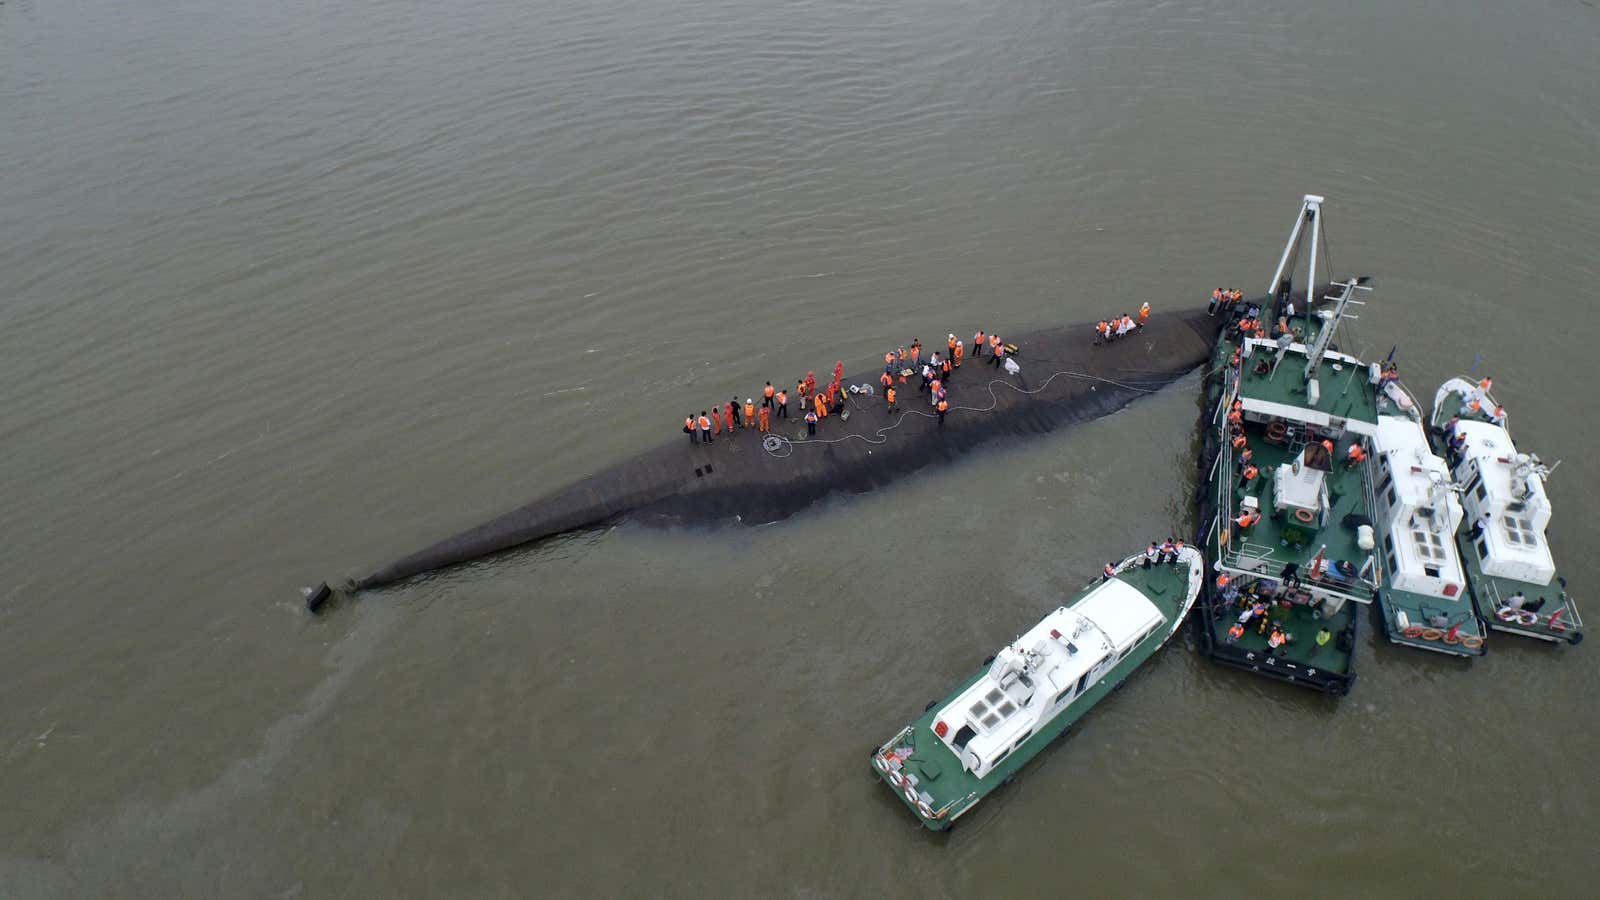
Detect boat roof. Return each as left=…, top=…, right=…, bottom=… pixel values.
left=936, top=580, right=1163, bottom=766
left=1374, top=416, right=1454, bottom=504
left=1455, top=420, right=1556, bottom=579
left=1235, top=340, right=1379, bottom=433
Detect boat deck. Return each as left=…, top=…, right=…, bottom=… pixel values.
left=874, top=558, right=1196, bottom=829
left=1237, top=347, right=1379, bottom=427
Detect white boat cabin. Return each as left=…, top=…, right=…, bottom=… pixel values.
left=931, top=581, right=1164, bottom=779
left=1372, top=416, right=1466, bottom=599
left=1449, top=420, right=1556, bottom=585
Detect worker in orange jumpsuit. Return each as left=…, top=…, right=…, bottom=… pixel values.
left=724, top=400, right=737, bottom=432
left=804, top=371, right=817, bottom=398
left=833, top=360, right=844, bottom=387
left=757, top=403, right=770, bottom=433
left=712, top=407, right=722, bottom=436
left=814, top=391, right=828, bottom=419
left=744, top=399, right=756, bottom=428
left=885, top=386, right=897, bottom=413
left=947, top=334, right=957, bottom=359
left=1138, top=302, right=1151, bottom=326
left=796, top=377, right=808, bottom=404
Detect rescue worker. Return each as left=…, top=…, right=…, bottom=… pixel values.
left=1234, top=511, right=1261, bottom=530
left=941, top=357, right=952, bottom=383
left=954, top=340, right=964, bottom=368
left=744, top=398, right=756, bottom=428
left=833, top=360, right=844, bottom=388
left=726, top=399, right=739, bottom=431
left=1478, top=376, right=1493, bottom=392
left=1345, top=443, right=1368, bottom=468
left=1239, top=463, right=1259, bottom=489
left=1239, top=446, right=1254, bottom=468
left=1208, top=288, right=1223, bottom=315
left=758, top=402, right=770, bottom=433
left=1490, top=405, right=1507, bottom=426
left=937, top=397, right=948, bottom=425
left=796, top=377, right=808, bottom=405
left=919, top=364, right=932, bottom=392
left=804, top=371, right=817, bottom=399
left=990, top=338, right=1006, bottom=367
left=1159, top=538, right=1175, bottom=565
left=1227, top=622, right=1246, bottom=643
left=879, top=370, right=893, bottom=392
left=947, top=333, right=957, bottom=358
left=1138, top=302, right=1150, bottom=326
left=1096, top=319, right=1110, bottom=343
left=885, top=386, right=898, bottom=413
left=1231, top=431, right=1247, bottom=452
left=1143, top=542, right=1159, bottom=569
left=990, top=333, right=1001, bottom=357
left=685, top=414, right=697, bottom=444
left=973, top=330, right=985, bottom=357
left=910, top=339, right=921, bottom=364
left=776, top=388, right=789, bottom=419
left=763, top=382, right=775, bottom=410
left=884, top=351, right=896, bottom=372
left=700, top=411, right=714, bottom=443
left=929, top=378, right=941, bottom=404
left=1267, top=627, right=1288, bottom=650
left=814, top=390, right=828, bottom=419
left=805, top=409, right=818, bottom=436
left=712, top=406, right=722, bottom=436
left=1103, top=561, right=1116, bottom=582
left=1314, top=628, right=1332, bottom=654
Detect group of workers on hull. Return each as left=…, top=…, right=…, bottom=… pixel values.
left=682, top=326, right=1024, bottom=445
left=1093, top=303, right=1151, bottom=343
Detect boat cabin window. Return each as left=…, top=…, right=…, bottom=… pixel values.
left=1013, top=730, right=1032, bottom=750
left=1473, top=482, right=1486, bottom=502
left=969, top=688, right=1018, bottom=731
left=1385, top=486, right=1397, bottom=507
left=952, top=724, right=977, bottom=750
left=1412, top=528, right=1447, bottom=563
left=1503, top=515, right=1538, bottom=547
left=1477, top=538, right=1489, bottom=558
left=1054, top=687, right=1072, bottom=705
left=1507, top=500, right=1527, bottom=513
left=1075, top=671, right=1090, bottom=695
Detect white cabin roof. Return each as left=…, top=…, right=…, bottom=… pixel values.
left=1374, top=415, right=1465, bottom=589
left=1374, top=416, right=1454, bottom=504
left=933, top=579, right=1164, bottom=776
left=1455, top=421, right=1556, bottom=583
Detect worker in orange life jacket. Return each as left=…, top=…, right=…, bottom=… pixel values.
left=1138, top=302, right=1150, bottom=325
left=744, top=399, right=756, bottom=428
left=700, top=412, right=715, bottom=442
left=947, top=333, right=957, bottom=358
left=1227, top=622, right=1245, bottom=643
left=763, top=382, right=775, bottom=410
left=1234, top=511, right=1260, bottom=530
left=1239, top=464, right=1259, bottom=489
left=757, top=403, right=770, bottom=433
left=726, top=399, right=738, bottom=431
left=775, top=389, right=789, bottom=419
left=879, top=371, right=893, bottom=392
left=1345, top=443, right=1368, bottom=468
left=711, top=407, right=722, bottom=436
left=885, top=386, right=897, bottom=413
left=954, top=341, right=964, bottom=367
left=685, top=414, right=697, bottom=444
left=814, top=391, right=827, bottom=419
left=937, top=397, right=948, bottom=425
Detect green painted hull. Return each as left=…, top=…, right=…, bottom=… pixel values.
left=871, top=556, right=1196, bottom=831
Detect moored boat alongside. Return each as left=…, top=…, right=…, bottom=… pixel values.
left=1427, top=378, right=1582, bottom=645
left=1368, top=399, right=1487, bottom=656
left=871, top=547, right=1201, bottom=830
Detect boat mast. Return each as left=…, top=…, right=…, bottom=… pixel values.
left=1301, top=278, right=1367, bottom=382
left=1266, top=194, right=1323, bottom=306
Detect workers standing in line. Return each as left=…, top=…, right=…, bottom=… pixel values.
left=758, top=402, right=770, bottom=433
left=885, top=385, right=897, bottom=413
left=685, top=414, right=697, bottom=444
left=744, top=398, right=756, bottom=428
left=954, top=340, right=964, bottom=368
left=775, top=388, right=788, bottom=419
left=805, top=409, right=818, bottom=436
left=701, top=411, right=715, bottom=442
left=937, top=397, right=948, bottom=425
left=763, top=382, right=775, bottom=410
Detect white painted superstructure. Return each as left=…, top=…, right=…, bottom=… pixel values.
left=1372, top=414, right=1466, bottom=599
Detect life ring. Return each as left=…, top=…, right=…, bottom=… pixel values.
left=1443, top=630, right=1462, bottom=645
left=1461, top=635, right=1485, bottom=649
left=904, top=785, right=919, bottom=806
left=1517, top=611, right=1538, bottom=626
left=1496, top=607, right=1518, bottom=622
left=1420, top=628, right=1443, bottom=641
left=1267, top=421, right=1287, bottom=441
left=916, top=799, right=934, bottom=819
left=1294, top=508, right=1315, bottom=524
left=874, top=755, right=890, bottom=773
left=1401, top=625, right=1425, bottom=639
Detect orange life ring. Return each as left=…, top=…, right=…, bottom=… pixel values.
left=1294, top=508, right=1315, bottom=524
left=916, top=799, right=934, bottom=818
left=1495, top=607, right=1518, bottom=622
left=1267, top=421, right=1287, bottom=441
left=1461, top=635, right=1485, bottom=649
left=1420, top=628, right=1443, bottom=641
left=1443, top=630, right=1462, bottom=645
left=1401, top=625, right=1425, bottom=638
